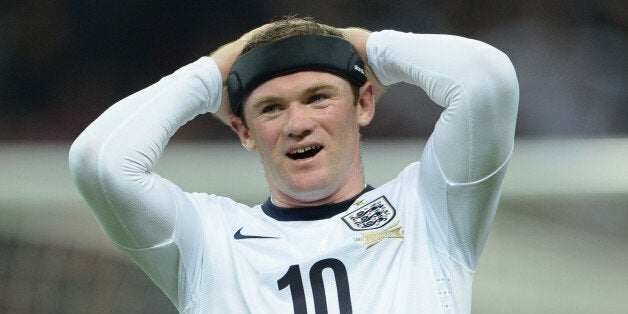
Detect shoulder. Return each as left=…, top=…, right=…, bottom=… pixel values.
left=390, top=161, right=423, bottom=190
left=186, top=192, right=251, bottom=208
left=184, top=192, right=255, bottom=218
left=366, top=162, right=422, bottom=199
left=185, top=192, right=261, bottom=221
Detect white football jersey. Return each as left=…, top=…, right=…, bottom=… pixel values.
left=120, top=138, right=508, bottom=313
left=70, top=29, right=518, bottom=314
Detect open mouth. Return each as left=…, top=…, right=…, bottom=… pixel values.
left=286, top=145, right=323, bottom=160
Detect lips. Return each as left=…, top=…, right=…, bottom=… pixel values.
left=286, top=145, right=323, bottom=160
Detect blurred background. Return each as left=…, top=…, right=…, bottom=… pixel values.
left=0, top=0, right=626, bottom=313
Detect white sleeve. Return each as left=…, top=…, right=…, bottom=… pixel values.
left=367, top=31, right=519, bottom=269
left=68, top=57, right=222, bottom=305
left=68, top=56, right=222, bottom=249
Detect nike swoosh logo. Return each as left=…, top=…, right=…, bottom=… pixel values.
left=233, top=227, right=278, bottom=240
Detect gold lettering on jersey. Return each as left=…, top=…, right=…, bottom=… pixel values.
left=355, top=222, right=403, bottom=249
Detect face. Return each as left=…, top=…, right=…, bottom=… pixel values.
left=232, top=71, right=375, bottom=207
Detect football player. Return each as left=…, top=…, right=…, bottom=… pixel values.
left=70, top=16, right=518, bottom=313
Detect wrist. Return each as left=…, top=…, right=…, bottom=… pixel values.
left=210, top=39, right=248, bottom=85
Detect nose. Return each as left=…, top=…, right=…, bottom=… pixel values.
left=283, top=104, right=315, bottom=139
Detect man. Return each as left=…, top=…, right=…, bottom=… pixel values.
left=69, top=17, right=518, bottom=313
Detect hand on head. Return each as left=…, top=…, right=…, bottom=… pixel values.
left=340, top=27, right=387, bottom=102
left=210, top=24, right=272, bottom=125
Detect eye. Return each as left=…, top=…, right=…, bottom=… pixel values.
left=261, top=104, right=281, bottom=114
left=309, top=94, right=327, bottom=104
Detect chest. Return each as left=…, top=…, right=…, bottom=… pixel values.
left=237, top=197, right=436, bottom=312
left=196, top=190, right=443, bottom=313
left=235, top=194, right=415, bottom=264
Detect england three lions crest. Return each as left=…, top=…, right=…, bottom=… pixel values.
left=342, top=196, right=396, bottom=231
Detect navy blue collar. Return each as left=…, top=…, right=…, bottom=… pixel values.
left=261, top=185, right=374, bottom=221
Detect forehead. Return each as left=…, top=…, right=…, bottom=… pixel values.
left=244, top=71, right=351, bottom=105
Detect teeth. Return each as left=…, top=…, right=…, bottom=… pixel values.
left=291, top=146, right=318, bottom=154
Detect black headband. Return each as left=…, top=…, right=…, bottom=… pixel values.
left=227, top=35, right=367, bottom=116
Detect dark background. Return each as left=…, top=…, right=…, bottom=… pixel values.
left=1, top=2, right=626, bottom=313
left=1, top=0, right=626, bottom=142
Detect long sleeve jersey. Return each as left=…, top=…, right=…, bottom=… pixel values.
left=69, top=30, right=519, bottom=313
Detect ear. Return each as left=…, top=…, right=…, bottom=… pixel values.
left=356, top=82, right=376, bottom=127
left=230, top=116, right=256, bottom=151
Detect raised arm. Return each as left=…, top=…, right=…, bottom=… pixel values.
left=68, top=24, right=270, bottom=248
left=363, top=30, right=519, bottom=269
left=68, top=58, right=222, bottom=249
left=365, top=30, right=519, bottom=182
left=68, top=26, right=274, bottom=306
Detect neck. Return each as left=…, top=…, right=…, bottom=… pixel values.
left=269, top=176, right=366, bottom=208
left=261, top=185, right=374, bottom=221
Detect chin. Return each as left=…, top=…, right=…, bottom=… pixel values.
left=287, top=184, right=329, bottom=201
left=282, top=179, right=337, bottom=203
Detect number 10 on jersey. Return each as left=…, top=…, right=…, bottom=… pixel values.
left=277, top=258, right=352, bottom=313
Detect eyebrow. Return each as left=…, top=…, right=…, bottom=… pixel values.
left=251, top=96, right=282, bottom=111
left=303, top=83, right=338, bottom=95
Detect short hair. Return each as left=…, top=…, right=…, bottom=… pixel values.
left=241, top=17, right=346, bottom=55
